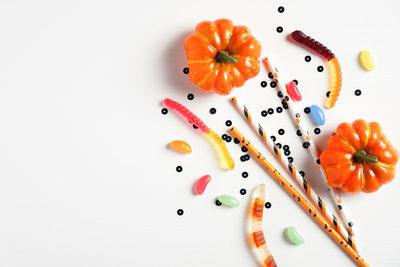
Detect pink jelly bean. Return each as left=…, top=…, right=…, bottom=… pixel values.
left=194, top=175, right=211, bottom=195
left=286, top=81, right=302, bottom=101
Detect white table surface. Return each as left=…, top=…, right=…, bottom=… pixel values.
left=0, top=0, right=399, bottom=266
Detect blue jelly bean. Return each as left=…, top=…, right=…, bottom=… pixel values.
left=309, top=105, right=325, bottom=126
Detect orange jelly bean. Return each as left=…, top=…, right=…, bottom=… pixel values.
left=169, top=140, right=192, bottom=154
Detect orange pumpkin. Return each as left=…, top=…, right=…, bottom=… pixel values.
left=184, top=19, right=261, bottom=95
left=320, top=119, right=399, bottom=193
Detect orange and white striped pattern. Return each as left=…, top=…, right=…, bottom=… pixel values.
left=247, top=184, right=277, bottom=267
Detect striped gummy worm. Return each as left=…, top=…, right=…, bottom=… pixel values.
left=247, top=184, right=277, bottom=267
left=162, top=98, right=234, bottom=170
left=289, top=30, right=342, bottom=109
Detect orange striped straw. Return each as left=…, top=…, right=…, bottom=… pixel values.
left=230, top=127, right=370, bottom=267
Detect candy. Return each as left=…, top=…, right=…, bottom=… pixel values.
left=169, top=140, right=192, bottom=154
left=163, top=98, right=234, bottom=170
left=194, top=175, right=211, bottom=195
left=289, top=30, right=342, bottom=109
left=217, top=194, right=240, bottom=208
left=247, top=184, right=277, bottom=266
left=309, top=105, right=325, bottom=126
left=285, top=81, right=302, bottom=101
left=358, top=50, right=375, bottom=71
left=284, top=226, right=304, bottom=245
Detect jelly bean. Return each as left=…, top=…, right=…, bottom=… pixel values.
left=284, top=226, right=304, bottom=245
left=217, top=194, right=240, bottom=208
left=358, top=50, right=375, bottom=71
left=169, top=140, right=192, bottom=154
left=286, top=81, right=302, bottom=101
left=194, top=175, right=211, bottom=195
left=309, top=105, right=325, bottom=126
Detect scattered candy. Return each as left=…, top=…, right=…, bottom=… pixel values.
left=217, top=194, right=240, bottom=208
left=169, top=140, right=192, bottom=154
left=247, top=184, right=277, bottom=266
left=286, top=81, right=302, bottom=101
left=290, top=30, right=342, bottom=109
left=163, top=98, right=234, bottom=170
left=284, top=226, right=304, bottom=245
left=309, top=105, right=325, bottom=126
left=194, top=175, right=211, bottom=195
left=358, top=50, right=375, bottom=71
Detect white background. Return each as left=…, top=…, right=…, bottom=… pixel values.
left=0, top=0, right=399, bottom=266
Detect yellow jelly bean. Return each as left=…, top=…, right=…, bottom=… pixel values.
left=358, top=50, right=375, bottom=71
left=169, top=140, right=192, bottom=154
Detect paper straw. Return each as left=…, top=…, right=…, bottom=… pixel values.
left=262, top=57, right=357, bottom=239
left=232, top=96, right=358, bottom=252
left=230, top=127, right=369, bottom=267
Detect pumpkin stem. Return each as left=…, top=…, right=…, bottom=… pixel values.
left=353, top=149, right=378, bottom=164
left=215, top=50, right=237, bottom=64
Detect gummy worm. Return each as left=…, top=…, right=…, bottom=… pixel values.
left=163, top=98, right=234, bottom=170
left=230, top=127, right=370, bottom=267
left=232, top=96, right=358, bottom=252
left=262, top=57, right=358, bottom=243
left=290, top=30, right=342, bottom=109
left=247, top=184, right=277, bottom=267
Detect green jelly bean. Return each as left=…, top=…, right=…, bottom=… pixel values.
left=217, top=195, right=240, bottom=208
left=284, top=226, right=304, bottom=245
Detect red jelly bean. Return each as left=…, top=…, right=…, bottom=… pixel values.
left=194, top=175, right=211, bottom=195
left=286, top=81, right=302, bottom=102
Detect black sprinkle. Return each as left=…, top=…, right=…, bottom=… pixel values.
left=183, top=67, right=189, bottom=74
left=225, top=120, right=232, bottom=127
left=338, top=205, right=342, bottom=210
left=176, top=166, right=183, bottom=172
left=161, top=108, right=168, bottom=115
left=276, top=143, right=282, bottom=149
left=314, top=128, right=321, bottom=135
left=348, top=222, right=354, bottom=227
left=270, top=135, right=276, bottom=142
left=285, top=96, right=289, bottom=101
left=276, top=107, right=283, bottom=113
left=303, top=142, right=310, bottom=149
left=304, top=107, right=311, bottom=114
left=326, top=91, right=331, bottom=97
left=242, top=171, right=248, bottom=178
left=288, top=157, right=294, bottom=163
left=293, top=79, right=298, bottom=85
left=276, top=26, right=283, bottom=33
left=241, top=146, right=248, bottom=152
left=234, top=138, right=240, bottom=144
left=187, top=93, right=194, bottom=100
left=244, top=154, right=250, bottom=161
left=261, top=81, right=267, bottom=87
left=265, top=202, right=272, bottom=209
left=268, top=72, right=274, bottom=79
left=355, top=89, right=362, bottom=96
left=240, top=155, right=246, bottom=162
left=317, top=65, right=324, bottom=72
left=278, top=6, right=285, bottom=13
left=270, top=81, right=277, bottom=88
left=283, top=145, right=289, bottom=151
left=215, top=199, right=222, bottom=206
left=261, top=110, right=267, bottom=117
left=240, top=189, right=247, bottom=195
left=299, top=171, right=305, bottom=177
left=268, top=108, right=274, bottom=115
left=225, top=136, right=232, bottom=142
left=278, top=128, right=285, bottom=135
left=296, top=129, right=302, bottom=136
left=209, top=107, right=216, bottom=114
left=316, top=159, right=321, bottom=164
left=222, top=134, right=227, bottom=141
left=193, top=124, right=198, bottom=129
left=277, top=91, right=283, bottom=98
left=305, top=55, right=311, bottom=62
left=295, top=113, right=300, bottom=118
left=284, top=150, right=291, bottom=156
left=177, top=209, right=184, bottom=216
